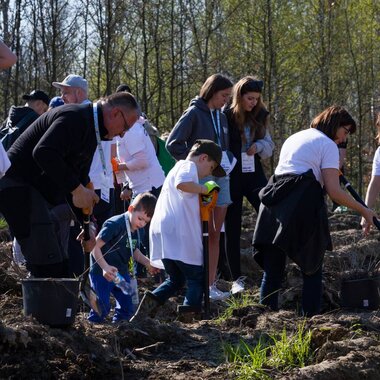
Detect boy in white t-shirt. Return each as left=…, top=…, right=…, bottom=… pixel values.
left=130, top=139, right=226, bottom=321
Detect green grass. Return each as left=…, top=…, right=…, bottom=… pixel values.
left=0, top=218, right=8, bottom=229
left=223, top=322, right=313, bottom=379
left=216, top=291, right=260, bottom=324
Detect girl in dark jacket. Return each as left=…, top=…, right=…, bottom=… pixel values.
left=223, top=77, right=274, bottom=286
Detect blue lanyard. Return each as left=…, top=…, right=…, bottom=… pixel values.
left=210, top=109, right=221, bottom=146
left=92, top=103, right=107, bottom=177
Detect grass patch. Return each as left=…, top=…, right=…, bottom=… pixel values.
left=223, top=322, right=313, bottom=379
left=215, top=291, right=259, bottom=324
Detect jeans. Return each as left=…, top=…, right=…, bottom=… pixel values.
left=259, top=245, right=323, bottom=316
left=88, top=273, right=134, bottom=323
left=153, top=259, right=204, bottom=307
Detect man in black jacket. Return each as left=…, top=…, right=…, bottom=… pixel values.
left=0, top=92, right=138, bottom=277
left=0, top=90, right=50, bottom=151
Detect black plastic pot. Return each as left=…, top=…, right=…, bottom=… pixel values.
left=22, top=278, right=80, bottom=327
left=340, top=277, right=380, bottom=310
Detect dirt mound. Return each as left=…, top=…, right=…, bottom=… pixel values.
left=1, top=212, right=380, bottom=378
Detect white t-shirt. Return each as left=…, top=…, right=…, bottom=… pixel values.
left=275, top=128, right=339, bottom=186
left=89, top=140, right=114, bottom=190
left=371, top=147, right=380, bottom=176
left=116, top=118, right=165, bottom=194
left=0, top=143, right=10, bottom=178
left=150, top=160, right=202, bottom=268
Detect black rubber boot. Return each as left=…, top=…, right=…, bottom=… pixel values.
left=177, top=305, right=202, bottom=323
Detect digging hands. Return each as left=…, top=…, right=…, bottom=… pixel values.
left=146, top=262, right=161, bottom=275
left=360, top=207, right=378, bottom=236
left=201, top=180, right=220, bottom=203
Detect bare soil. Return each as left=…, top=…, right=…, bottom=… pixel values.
left=1, top=209, right=380, bottom=379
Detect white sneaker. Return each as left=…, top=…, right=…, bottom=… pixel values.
left=209, top=284, right=230, bottom=301
left=231, top=276, right=246, bottom=295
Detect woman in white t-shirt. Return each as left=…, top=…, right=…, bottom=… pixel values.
left=363, top=113, right=380, bottom=229
left=253, top=105, right=377, bottom=317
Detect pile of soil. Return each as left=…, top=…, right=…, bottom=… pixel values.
left=1, top=210, right=380, bottom=379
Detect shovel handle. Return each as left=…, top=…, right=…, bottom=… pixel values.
left=199, top=190, right=219, bottom=221
left=339, top=173, right=380, bottom=230
left=82, top=181, right=94, bottom=241
left=82, top=212, right=91, bottom=241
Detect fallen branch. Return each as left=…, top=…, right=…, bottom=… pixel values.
left=134, top=341, right=164, bottom=353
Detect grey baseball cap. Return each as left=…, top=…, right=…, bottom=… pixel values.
left=52, top=74, right=88, bottom=92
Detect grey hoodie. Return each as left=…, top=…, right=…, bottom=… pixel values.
left=166, top=96, right=229, bottom=160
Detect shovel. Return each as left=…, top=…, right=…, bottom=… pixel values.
left=79, top=208, right=102, bottom=316
left=199, top=190, right=219, bottom=318
left=339, top=173, right=380, bottom=230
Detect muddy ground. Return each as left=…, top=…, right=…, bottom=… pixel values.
left=1, top=209, right=380, bottom=379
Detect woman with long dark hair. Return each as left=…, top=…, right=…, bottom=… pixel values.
left=253, top=105, right=377, bottom=316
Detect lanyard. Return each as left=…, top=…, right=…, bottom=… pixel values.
left=210, top=109, right=221, bottom=146
left=124, top=212, right=135, bottom=258
left=92, top=103, right=108, bottom=177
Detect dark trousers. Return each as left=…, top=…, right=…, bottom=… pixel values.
left=0, top=182, right=68, bottom=277
left=114, top=184, right=129, bottom=214
left=223, top=159, right=267, bottom=280
left=259, top=245, right=323, bottom=317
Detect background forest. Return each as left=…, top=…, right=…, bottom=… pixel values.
left=1, top=0, right=380, bottom=194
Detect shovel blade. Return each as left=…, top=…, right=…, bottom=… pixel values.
left=80, top=280, right=102, bottom=316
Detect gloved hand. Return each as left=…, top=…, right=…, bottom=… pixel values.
left=201, top=181, right=220, bottom=203
left=204, top=180, right=220, bottom=194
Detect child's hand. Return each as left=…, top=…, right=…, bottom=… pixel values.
left=202, top=181, right=220, bottom=203
left=102, top=265, right=118, bottom=282
left=204, top=180, right=220, bottom=194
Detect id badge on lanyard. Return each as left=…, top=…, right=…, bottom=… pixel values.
left=124, top=212, right=135, bottom=258
left=241, top=152, right=255, bottom=172
left=93, top=103, right=110, bottom=203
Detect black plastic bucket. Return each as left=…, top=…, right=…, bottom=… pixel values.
left=22, top=278, right=80, bottom=327
left=340, top=277, right=380, bottom=310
